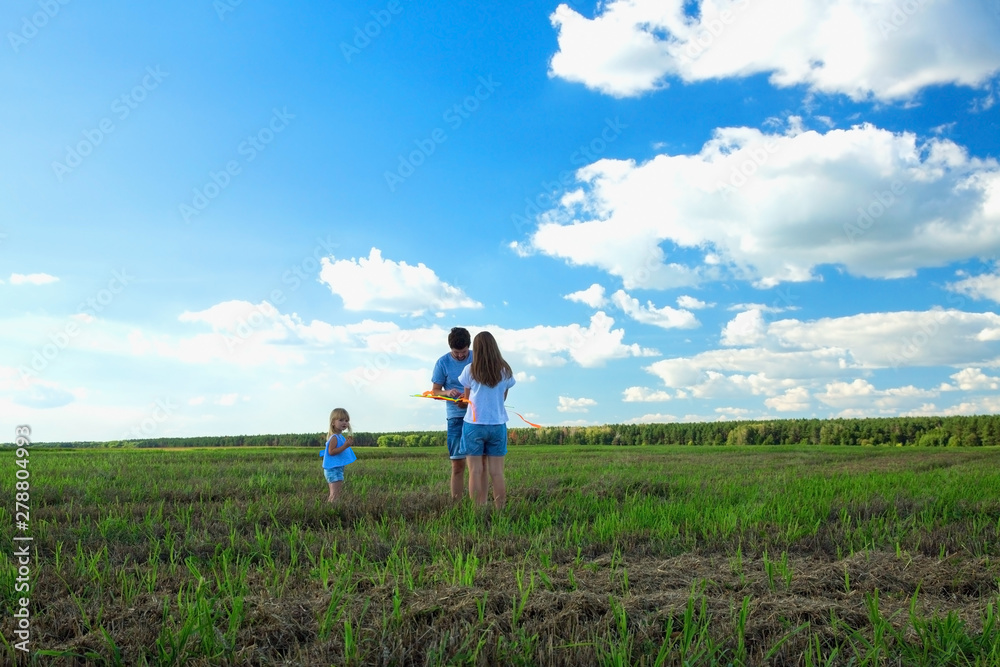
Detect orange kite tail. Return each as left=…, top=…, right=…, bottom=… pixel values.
left=511, top=411, right=542, bottom=428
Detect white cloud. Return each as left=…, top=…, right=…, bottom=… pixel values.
left=549, top=0, right=1000, bottom=101
left=815, top=378, right=937, bottom=411
left=948, top=266, right=1000, bottom=303
left=166, top=300, right=362, bottom=366
left=626, top=412, right=679, bottom=423
left=815, top=378, right=877, bottom=405
left=10, top=273, right=59, bottom=286
left=216, top=393, right=240, bottom=406
left=645, top=309, right=1000, bottom=401
left=677, top=295, right=712, bottom=309
left=688, top=370, right=792, bottom=399
left=528, top=123, right=1000, bottom=288
left=611, top=289, right=699, bottom=329
left=622, top=386, right=673, bottom=402
left=944, top=367, right=1000, bottom=391
left=558, top=396, right=598, bottom=412
left=769, top=309, right=1000, bottom=369
left=940, top=394, right=1000, bottom=415
left=493, top=311, right=659, bottom=368
left=565, top=283, right=607, bottom=307
left=729, top=302, right=796, bottom=314
left=764, top=387, right=812, bottom=412
left=721, top=309, right=766, bottom=346
left=319, top=248, right=482, bottom=314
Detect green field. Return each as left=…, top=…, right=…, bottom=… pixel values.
left=2, top=445, right=1000, bottom=665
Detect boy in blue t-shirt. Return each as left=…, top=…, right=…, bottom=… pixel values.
left=430, top=327, right=473, bottom=500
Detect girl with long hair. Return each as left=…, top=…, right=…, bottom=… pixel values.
left=458, top=331, right=515, bottom=508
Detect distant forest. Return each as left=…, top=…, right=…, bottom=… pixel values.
left=30, top=414, right=1000, bottom=449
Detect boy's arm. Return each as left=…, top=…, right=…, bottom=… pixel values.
left=432, top=381, right=460, bottom=398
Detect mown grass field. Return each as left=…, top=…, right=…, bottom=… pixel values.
left=2, top=445, right=1000, bottom=665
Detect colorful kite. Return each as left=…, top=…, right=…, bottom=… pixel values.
left=411, top=391, right=541, bottom=428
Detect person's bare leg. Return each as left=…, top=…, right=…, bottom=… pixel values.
left=450, top=458, right=467, bottom=501
left=466, top=455, right=487, bottom=505
left=487, top=456, right=506, bottom=509
left=480, top=455, right=488, bottom=503
left=328, top=480, right=342, bottom=503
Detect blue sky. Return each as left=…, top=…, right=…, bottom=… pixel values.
left=3, top=0, right=1000, bottom=442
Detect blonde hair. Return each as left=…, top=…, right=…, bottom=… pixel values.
left=328, top=408, right=352, bottom=437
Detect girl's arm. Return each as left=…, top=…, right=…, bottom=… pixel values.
left=327, top=435, right=350, bottom=455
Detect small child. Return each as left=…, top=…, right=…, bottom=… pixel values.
left=321, top=407, right=356, bottom=502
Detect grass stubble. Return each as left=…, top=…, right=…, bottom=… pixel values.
left=1, top=445, right=999, bottom=665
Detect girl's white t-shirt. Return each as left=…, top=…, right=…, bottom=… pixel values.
left=458, top=366, right=515, bottom=425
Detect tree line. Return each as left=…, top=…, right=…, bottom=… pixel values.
left=25, top=414, right=1000, bottom=449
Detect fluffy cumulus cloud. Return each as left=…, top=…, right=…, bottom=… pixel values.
left=948, top=266, right=1000, bottom=303
left=319, top=248, right=482, bottom=314
left=622, top=386, right=673, bottom=402
left=610, top=290, right=699, bottom=329
left=764, top=386, right=811, bottom=412
left=642, top=308, right=1000, bottom=414
left=491, top=311, right=660, bottom=368
left=721, top=309, right=766, bottom=346
left=557, top=395, right=598, bottom=412
left=549, top=0, right=1000, bottom=100
left=942, top=367, right=1000, bottom=391
left=811, top=379, right=939, bottom=415
left=677, top=295, right=712, bottom=309
left=565, top=283, right=607, bottom=307
left=528, top=123, right=1000, bottom=288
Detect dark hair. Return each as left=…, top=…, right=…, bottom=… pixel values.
left=469, top=331, right=512, bottom=388
left=448, top=326, right=471, bottom=350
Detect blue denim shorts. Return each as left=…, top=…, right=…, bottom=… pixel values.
left=461, top=422, right=507, bottom=457
left=324, top=466, right=345, bottom=483
left=446, top=416, right=466, bottom=460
